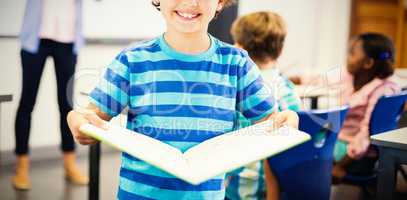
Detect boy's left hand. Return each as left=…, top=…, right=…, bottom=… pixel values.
left=265, top=110, right=299, bottom=130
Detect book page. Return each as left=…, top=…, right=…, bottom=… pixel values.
left=79, top=124, right=191, bottom=179
left=80, top=121, right=310, bottom=185
left=183, top=121, right=310, bottom=184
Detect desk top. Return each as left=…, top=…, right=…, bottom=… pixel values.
left=294, top=85, right=328, bottom=98
left=394, top=69, right=407, bottom=89
left=371, top=127, right=407, bottom=151
left=0, top=94, right=12, bottom=103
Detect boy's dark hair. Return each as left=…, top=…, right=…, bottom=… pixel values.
left=357, top=33, right=395, bottom=79
left=151, top=0, right=236, bottom=17
left=231, top=11, right=286, bottom=64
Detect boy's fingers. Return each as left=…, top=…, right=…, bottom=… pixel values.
left=75, top=134, right=92, bottom=140
left=280, top=110, right=299, bottom=128
left=79, top=139, right=98, bottom=145
left=68, top=110, right=88, bottom=128
left=74, top=133, right=97, bottom=144
left=84, top=112, right=109, bottom=130
left=266, top=110, right=299, bottom=133
left=272, top=114, right=285, bottom=129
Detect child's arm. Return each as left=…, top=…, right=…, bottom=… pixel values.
left=69, top=50, right=131, bottom=145
left=255, top=110, right=299, bottom=130
left=67, top=103, right=113, bottom=145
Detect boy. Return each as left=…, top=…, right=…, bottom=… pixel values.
left=226, top=11, right=301, bottom=200
left=67, top=1, right=299, bottom=199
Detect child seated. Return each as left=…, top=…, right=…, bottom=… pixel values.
left=332, top=33, right=401, bottom=182
left=225, top=11, right=301, bottom=200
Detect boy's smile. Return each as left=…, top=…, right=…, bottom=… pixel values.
left=160, top=0, right=222, bottom=34
left=174, top=10, right=201, bottom=21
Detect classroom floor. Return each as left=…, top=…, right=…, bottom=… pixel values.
left=0, top=151, right=120, bottom=200
left=1, top=150, right=406, bottom=200
left=1, top=113, right=407, bottom=200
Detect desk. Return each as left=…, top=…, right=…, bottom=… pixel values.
left=0, top=94, right=13, bottom=163
left=79, top=91, right=100, bottom=200
left=371, top=128, right=407, bottom=200
left=294, top=86, right=327, bottom=109
left=89, top=143, right=100, bottom=200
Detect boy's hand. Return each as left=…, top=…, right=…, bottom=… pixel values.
left=266, top=110, right=299, bottom=130
left=67, top=109, right=108, bottom=145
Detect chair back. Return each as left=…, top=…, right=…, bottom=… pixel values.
left=267, top=106, right=349, bottom=200
left=370, top=90, right=407, bottom=135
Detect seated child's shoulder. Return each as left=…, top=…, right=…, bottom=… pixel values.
left=380, top=79, right=401, bottom=96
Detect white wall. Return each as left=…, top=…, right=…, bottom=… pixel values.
left=0, top=0, right=25, bottom=36
left=83, top=0, right=165, bottom=39
left=0, top=0, right=165, bottom=38
left=0, top=0, right=351, bottom=152
left=239, top=0, right=351, bottom=75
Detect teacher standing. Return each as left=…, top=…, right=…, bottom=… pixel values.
left=13, top=0, right=87, bottom=190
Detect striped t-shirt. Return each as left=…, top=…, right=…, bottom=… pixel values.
left=89, top=34, right=276, bottom=200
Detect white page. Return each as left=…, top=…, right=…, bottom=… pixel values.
left=79, top=124, right=191, bottom=180
left=80, top=121, right=310, bottom=185
left=183, top=121, right=310, bottom=184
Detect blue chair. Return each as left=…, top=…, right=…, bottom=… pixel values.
left=343, top=91, right=407, bottom=192
left=370, top=90, right=407, bottom=135
left=266, top=106, right=349, bottom=200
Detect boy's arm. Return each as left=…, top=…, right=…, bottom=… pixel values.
left=67, top=103, right=113, bottom=145
left=254, top=110, right=299, bottom=130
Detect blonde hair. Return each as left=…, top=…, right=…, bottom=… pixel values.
left=231, top=11, right=287, bottom=63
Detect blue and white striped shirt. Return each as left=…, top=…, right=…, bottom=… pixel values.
left=89, top=34, right=276, bottom=200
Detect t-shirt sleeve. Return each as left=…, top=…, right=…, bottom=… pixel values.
left=276, top=76, right=302, bottom=111
left=89, top=51, right=130, bottom=117
left=236, top=55, right=277, bottom=122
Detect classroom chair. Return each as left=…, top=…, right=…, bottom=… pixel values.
left=267, top=106, right=349, bottom=200
left=342, top=90, right=407, bottom=196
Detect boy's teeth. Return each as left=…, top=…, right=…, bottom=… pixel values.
left=178, top=12, right=197, bottom=19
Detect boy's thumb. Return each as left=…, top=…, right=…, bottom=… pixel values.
left=87, top=113, right=109, bottom=130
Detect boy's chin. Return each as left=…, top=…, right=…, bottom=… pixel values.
left=173, top=25, right=205, bottom=35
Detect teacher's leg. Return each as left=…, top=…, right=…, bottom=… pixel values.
left=52, top=41, right=88, bottom=185
left=13, top=43, right=49, bottom=190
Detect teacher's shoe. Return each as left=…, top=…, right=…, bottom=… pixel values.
left=63, top=152, right=89, bottom=185
left=12, top=155, right=31, bottom=190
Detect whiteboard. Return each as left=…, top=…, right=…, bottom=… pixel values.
left=0, top=0, right=25, bottom=36
left=83, top=0, right=166, bottom=39
left=0, top=0, right=166, bottom=39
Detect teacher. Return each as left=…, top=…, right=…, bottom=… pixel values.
left=13, top=0, right=87, bottom=190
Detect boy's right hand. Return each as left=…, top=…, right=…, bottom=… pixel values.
left=67, top=109, right=108, bottom=145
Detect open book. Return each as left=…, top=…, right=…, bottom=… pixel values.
left=79, top=120, right=310, bottom=185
